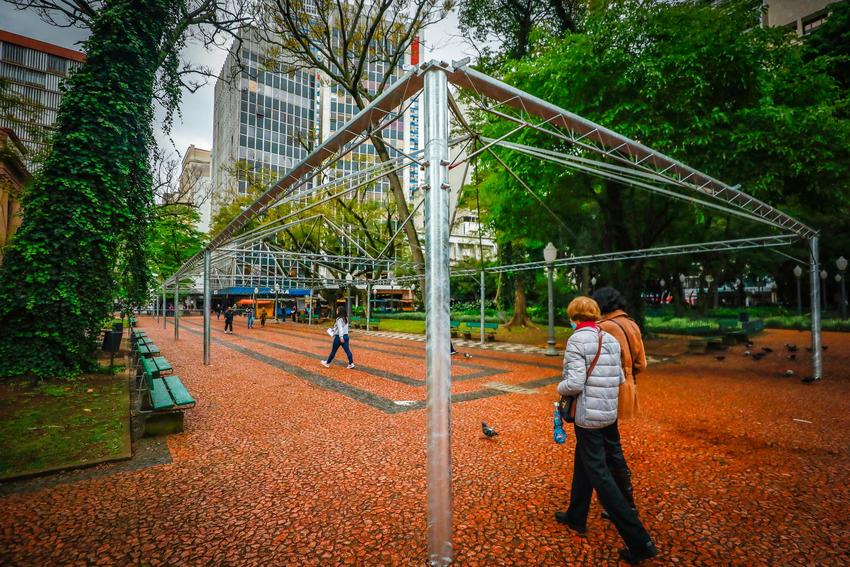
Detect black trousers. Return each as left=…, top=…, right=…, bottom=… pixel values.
left=224, top=320, right=233, bottom=332
left=566, top=423, right=651, bottom=552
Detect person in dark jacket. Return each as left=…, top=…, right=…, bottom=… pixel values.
left=592, top=287, right=646, bottom=520
left=555, top=296, right=657, bottom=565
left=223, top=307, right=234, bottom=334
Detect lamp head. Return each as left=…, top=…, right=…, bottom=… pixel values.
left=793, top=265, right=803, bottom=278
left=837, top=256, right=848, bottom=272
left=543, top=242, right=557, bottom=264
left=820, top=270, right=828, bottom=280
left=679, top=273, right=686, bottom=283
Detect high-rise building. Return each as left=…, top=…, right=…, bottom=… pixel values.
left=0, top=29, right=84, bottom=166
left=761, top=0, right=842, bottom=35
left=179, top=145, right=213, bottom=233
left=210, top=27, right=419, bottom=216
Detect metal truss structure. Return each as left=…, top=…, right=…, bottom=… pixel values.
left=158, top=60, right=823, bottom=565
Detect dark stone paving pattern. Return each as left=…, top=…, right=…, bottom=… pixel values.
left=1, top=320, right=848, bottom=565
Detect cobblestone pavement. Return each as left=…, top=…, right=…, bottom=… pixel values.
left=1, top=318, right=848, bottom=565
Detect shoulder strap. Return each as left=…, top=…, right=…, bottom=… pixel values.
left=608, top=317, right=636, bottom=359
left=586, top=331, right=605, bottom=377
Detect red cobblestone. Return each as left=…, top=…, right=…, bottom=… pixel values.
left=0, top=317, right=848, bottom=565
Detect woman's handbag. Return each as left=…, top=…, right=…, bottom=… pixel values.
left=558, top=332, right=604, bottom=423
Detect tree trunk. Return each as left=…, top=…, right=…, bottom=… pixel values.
left=368, top=133, right=426, bottom=288
left=506, top=277, right=534, bottom=328
left=0, top=0, right=168, bottom=378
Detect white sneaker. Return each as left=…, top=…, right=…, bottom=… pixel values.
left=320, top=360, right=330, bottom=368
left=347, top=363, right=356, bottom=369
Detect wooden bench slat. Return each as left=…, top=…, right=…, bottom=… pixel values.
left=140, top=357, right=158, bottom=379
left=153, top=356, right=173, bottom=374
left=149, top=378, right=175, bottom=410
left=163, top=376, right=195, bottom=407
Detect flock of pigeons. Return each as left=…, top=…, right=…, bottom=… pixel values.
left=715, top=340, right=827, bottom=383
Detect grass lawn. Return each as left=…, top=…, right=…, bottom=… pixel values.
left=0, top=374, right=130, bottom=480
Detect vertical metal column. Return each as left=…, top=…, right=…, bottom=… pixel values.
left=203, top=250, right=211, bottom=365
left=479, top=271, right=485, bottom=345
left=546, top=265, right=558, bottom=356
left=366, top=282, right=372, bottom=332
left=155, top=295, right=159, bottom=323
left=308, top=289, right=313, bottom=325
left=174, top=282, right=180, bottom=340
left=423, top=64, right=452, bottom=567
left=162, top=286, right=167, bottom=329
left=809, top=237, right=822, bottom=380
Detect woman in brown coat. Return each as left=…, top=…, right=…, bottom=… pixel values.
left=592, top=287, right=647, bottom=518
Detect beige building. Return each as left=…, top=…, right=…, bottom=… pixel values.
left=179, top=145, right=213, bottom=233
left=762, top=0, right=842, bottom=35
left=0, top=128, right=29, bottom=263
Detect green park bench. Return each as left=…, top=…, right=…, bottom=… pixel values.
left=139, top=365, right=195, bottom=436
left=451, top=321, right=462, bottom=337
left=744, top=320, right=765, bottom=335
left=135, top=342, right=161, bottom=357
left=350, top=316, right=363, bottom=329
left=139, top=355, right=173, bottom=379
left=464, top=321, right=499, bottom=342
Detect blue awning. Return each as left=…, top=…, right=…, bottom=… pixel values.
left=212, top=287, right=311, bottom=296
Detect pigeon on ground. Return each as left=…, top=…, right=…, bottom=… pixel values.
left=823, top=345, right=828, bottom=351
left=746, top=341, right=754, bottom=348
left=715, top=356, right=726, bottom=361
left=744, top=350, right=752, bottom=357
left=806, top=347, right=813, bottom=352
left=785, top=344, right=798, bottom=352
left=762, top=347, right=773, bottom=353
left=784, top=369, right=795, bottom=377
left=464, top=353, right=472, bottom=359
left=482, top=422, right=499, bottom=438
left=752, top=353, right=766, bottom=361
left=787, top=354, right=797, bottom=361
left=801, top=376, right=819, bottom=384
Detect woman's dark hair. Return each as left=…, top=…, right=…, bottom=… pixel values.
left=337, top=306, right=348, bottom=324
left=592, top=287, right=628, bottom=315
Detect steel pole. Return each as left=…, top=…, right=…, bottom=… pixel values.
left=155, top=295, right=159, bottom=323
left=174, top=282, right=180, bottom=340
left=203, top=250, right=211, bottom=365
left=479, top=271, right=485, bottom=345
left=809, top=237, right=822, bottom=380
left=163, top=286, right=167, bottom=329
left=308, top=289, right=313, bottom=325
left=366, top=282, right=372, bottom=332
left=842, top=273, right=848, bottom=320
left=821, top=277, right=827, bottom=314
left=546, top=265, right=558, bottom=356
left=423, top=65, right=452, bottom=567
left=796, top=276, right=802, bottom=316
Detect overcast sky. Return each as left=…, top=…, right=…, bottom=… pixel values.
left=1, top=4, right=474, bottom=159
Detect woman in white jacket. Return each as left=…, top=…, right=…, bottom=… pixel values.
left=555, top=297, right=657, bottom=565
left=321, top=306, right=355, bottom=369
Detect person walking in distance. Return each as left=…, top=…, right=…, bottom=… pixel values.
left=260, top=309, right=267, bottom=328
left=215, top=304, right=221, bottom=320
left=247, top=308, right=255, bottom=329
left=555, top=297, right=657, bottom=564
left=321, top=306, right=355, bottom=369
left=223, top=306, right=234, bottom=334
left=592, top=287, right=646, bottom=521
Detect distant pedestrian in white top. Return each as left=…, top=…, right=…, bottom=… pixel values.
left=321, top=306, right=355, bottom=369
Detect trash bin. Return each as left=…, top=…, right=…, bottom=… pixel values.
left=739, top=311, right=750, bottom=323
left=103, top=330, right=122, bottom=353
left=112, top=322, right=124, bottom=334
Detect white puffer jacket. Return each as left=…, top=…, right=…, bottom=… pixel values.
left=557, top=326, right=625, bottom=429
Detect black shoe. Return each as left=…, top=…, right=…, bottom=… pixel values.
left=618, top=542, right=659, bottom=565
left=601, top=506, right=637, bottom=520
left=554, top=511, right=587, bottom=534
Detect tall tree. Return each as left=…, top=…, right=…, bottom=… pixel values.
left=0, top=0, right=247, bottom=378
left=474, top=0, right=850, bottom=323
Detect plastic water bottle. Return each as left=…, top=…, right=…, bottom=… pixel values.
left=553, top=402, right=567, bottom=444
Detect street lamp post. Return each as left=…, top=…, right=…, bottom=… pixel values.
left=590, top=276, right=597, bottom=294
left=820, top=270, right=828, bottom=314
left=793, top=265, right=803, bottom=315
left=253, top=287, right=259, bottom=319
left=704, top=274, right=715, bottom=309
left=679, top=273, right=686, bottom=305
left=838, top=256, right=848, bottom=319
left=345, top=273, right=353, bottom=320
left=544, top=242, right=558, bottom=356
left=659, top=278, right=666, bottom=304
left=274, top=284, right=280, bottom=322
